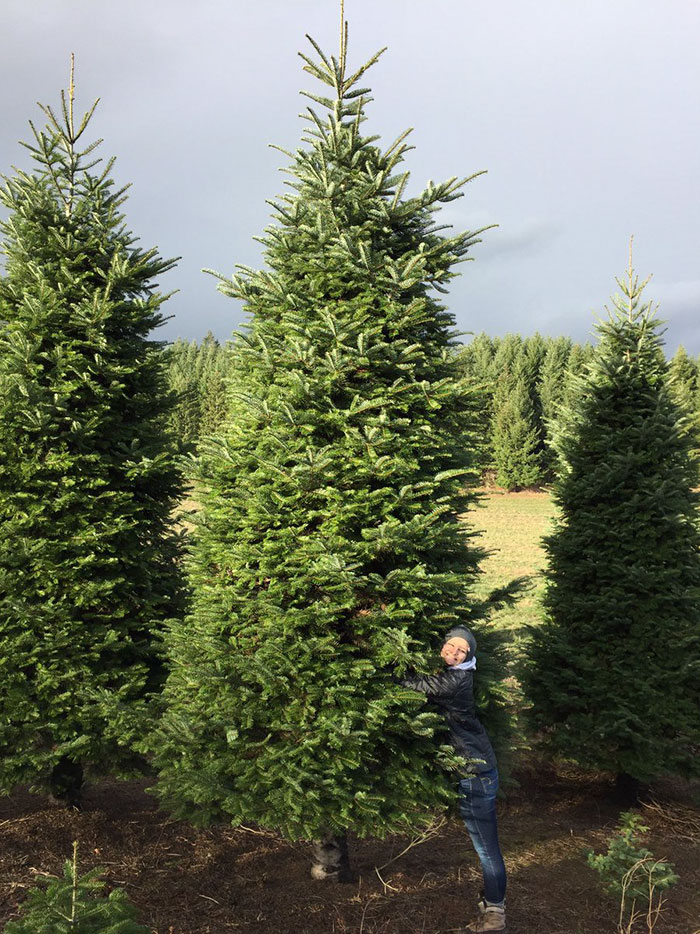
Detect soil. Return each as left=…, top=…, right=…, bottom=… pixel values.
left=1, top=761, right=698, bottom=934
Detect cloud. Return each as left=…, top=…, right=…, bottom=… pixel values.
left=430, top=208, right=560, bottom=259
left=475, top=218, right=561, bottom=261
left=653, top=279, right=700, bottom=315
left=650, top=280, right=700, bottom=351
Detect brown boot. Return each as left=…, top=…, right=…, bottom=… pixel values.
left=466, top=898, right=506, bottom=933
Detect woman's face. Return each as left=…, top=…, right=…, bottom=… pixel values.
left=440, top=637, right=469, bottom=666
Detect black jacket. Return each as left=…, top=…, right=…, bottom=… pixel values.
left=402, top=667, right=497, bottom=773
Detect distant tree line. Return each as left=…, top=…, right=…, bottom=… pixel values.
left=459, top=333, right=594, bottom=489
left=461, top=334, right=700, bottom=489
left=163, top=333, right=229, bottom=446
left=165, top=332, right=700, bottom=488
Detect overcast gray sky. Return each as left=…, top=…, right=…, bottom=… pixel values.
left=2, top=0, right=699, bottom=351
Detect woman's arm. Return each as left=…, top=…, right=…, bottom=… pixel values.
left=401, top=668, right=463, bottom=700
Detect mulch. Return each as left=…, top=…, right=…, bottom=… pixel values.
left=1, top=762, right=699, bottom=934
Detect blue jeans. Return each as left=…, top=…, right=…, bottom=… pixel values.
left=458, top=767, right=507, bottom=904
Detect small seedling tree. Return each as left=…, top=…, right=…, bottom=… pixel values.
left=0, top=62, right=184, bottom=804
left=150, top=24, right=514, bottom=872
left=524, top=250, right=700, bottom=798
left=5, top=842, right=150, bottom=933
left=586, top=812, right=678, bottom=934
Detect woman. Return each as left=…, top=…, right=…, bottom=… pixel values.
left=402, top=625, right=507, bottom=933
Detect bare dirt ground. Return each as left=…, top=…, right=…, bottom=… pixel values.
left=1, top=760, right=698, bottom=934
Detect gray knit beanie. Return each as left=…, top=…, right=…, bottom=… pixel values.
left=444, top=626, right=477, bottom=660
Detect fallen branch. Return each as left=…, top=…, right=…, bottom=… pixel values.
left=375, top=816, right=447, bottom=872
left=374, top=866, right=399, bottom=894
left=641, top=799, right=700, bottom=843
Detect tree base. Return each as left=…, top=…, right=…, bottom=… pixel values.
left=613, top=771, right=650, bottom=807
left=310, top=831, right=352, bottom=882
left=49, top=758, right=84, bottom=811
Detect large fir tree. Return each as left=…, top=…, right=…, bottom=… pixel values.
left=150, top=30, right=514, bottom=853
left=0, top=65, right=184, bottom=801
left=524, top=255, right=700, bottom=797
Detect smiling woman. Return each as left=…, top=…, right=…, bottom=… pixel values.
left=402, top=627, right=507, bottom=933
left=441, top=636, right=469, bottom=666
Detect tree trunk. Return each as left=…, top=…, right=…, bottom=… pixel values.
left=310, top=830, right=351, bottom=882
left=613, top=771, right=648, bottom=806
left=49, top=757, right=84, bottom=810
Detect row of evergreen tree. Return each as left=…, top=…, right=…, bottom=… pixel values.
left=165, top=333, right=229, bottom=445
left=464, top=335, right=700, bottom=490
left=2, top=31, right=700, bottom=893
left=462, top=334, right=593, bottom=488
left=165, top=332, right=700, bottom=490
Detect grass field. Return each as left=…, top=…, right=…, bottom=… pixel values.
left=469, top=489, right=558, bottom=635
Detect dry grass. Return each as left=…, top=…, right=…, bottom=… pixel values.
left=641, top=799, right=700, bottom=845
left=469, top=489, right=558, bottom=634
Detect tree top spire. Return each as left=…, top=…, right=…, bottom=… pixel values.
left=339, top=0, right=347, bottom=76
left=68, top=52, right=76, bottom=140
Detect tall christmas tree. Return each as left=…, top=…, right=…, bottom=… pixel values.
left=524, top=250, right=700, bottom=798
left=0, top=62, right=184, bottom=804
left=150, top=25, right=514, bottom=861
